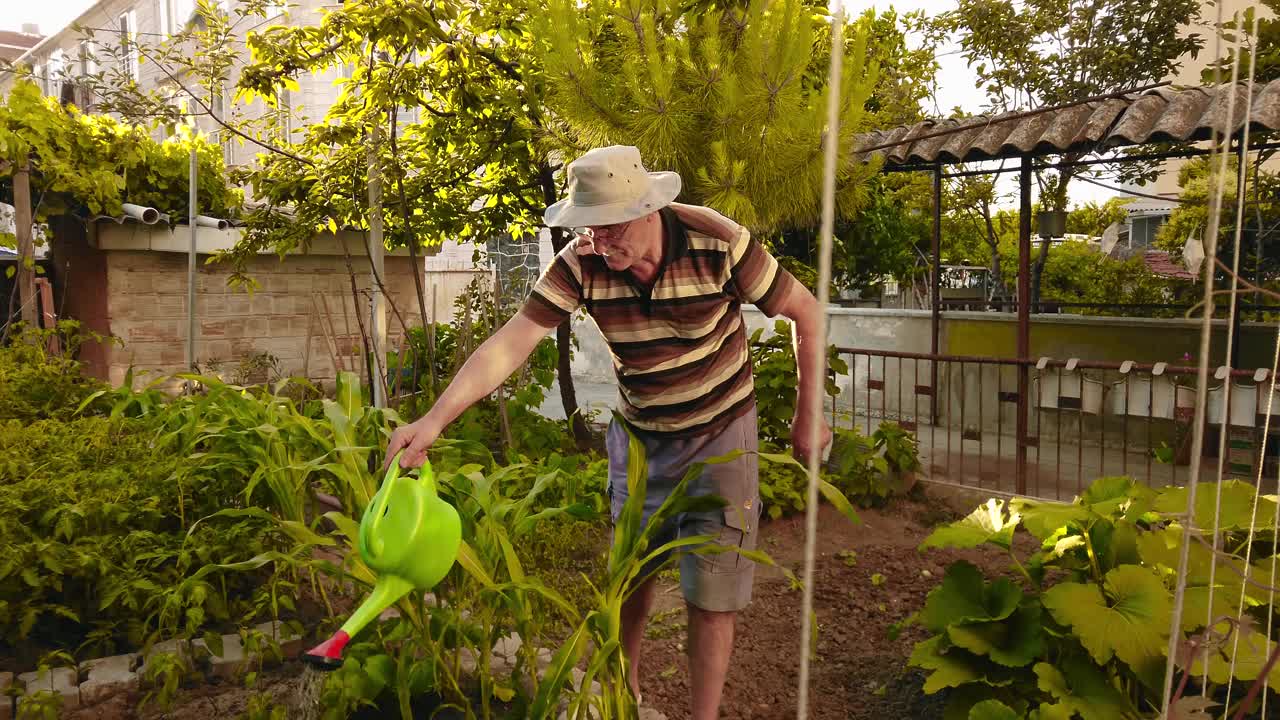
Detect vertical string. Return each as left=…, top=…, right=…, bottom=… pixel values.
left=1160, top=0, right=1231, bottom=710
left=795, top=5, right=844, bottom=719
left=1221, top=11, right=1263, bottom=709
left=1198, top=22, right=1247, bottom=697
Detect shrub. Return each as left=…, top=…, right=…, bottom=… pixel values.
left=749, top=319, right=848, bottom=447
left=0, top=413, right=282, bottom=660
left=0, top=322, right=110, bottom=422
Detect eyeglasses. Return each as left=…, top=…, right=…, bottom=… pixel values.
left=572, top=219, right=633, bottom=240
left=571, top=220, right=633, bottom=258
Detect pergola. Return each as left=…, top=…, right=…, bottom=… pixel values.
left=848, top=77, right=1280, bottom=493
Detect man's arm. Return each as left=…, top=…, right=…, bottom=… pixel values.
left=775, top=281, right=833, bottom=462
left=384, top=309, right=554, bottom=468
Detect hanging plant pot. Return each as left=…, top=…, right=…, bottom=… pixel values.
left=1036, top=369, right=1104, bottom=415
left=1208, top=380, right=1258, bottom=427
left=1037, top=210, right=1067, bottom=239
left=1110, top=375, right=1196, bottom=419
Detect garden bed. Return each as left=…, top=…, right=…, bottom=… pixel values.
left=41, top=487, right=1002, bottom=720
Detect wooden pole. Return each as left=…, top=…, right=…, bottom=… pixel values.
left=14, top=158, right=37, bottom=330
left=368, top=121, right=388, bottom=408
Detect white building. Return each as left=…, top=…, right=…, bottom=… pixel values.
left=0, top=0, right=369, bottom=171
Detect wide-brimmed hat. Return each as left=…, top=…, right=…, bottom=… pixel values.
left=544, top=145, right=682, bottom=228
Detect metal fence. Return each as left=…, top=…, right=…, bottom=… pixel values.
left=834, top=348, right=1280, bottom=501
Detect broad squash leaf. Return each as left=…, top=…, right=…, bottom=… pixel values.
left=969, top=700, right=1021, bottom=720
left=921, top=561, right=1021, bottom=632
left=1042, top=565, right=1170, bottom=669
left=1034, top=658, right=1138, bottom=720
left=922, top=499, right=1020, bottom=550
left=1155, top=481, right=1277, bottom=531
left=1012, top=499, right=1091, bottom=542
left=909, top=636, right=981, bottom=694
left=947, top=602, right=1045, bottom=668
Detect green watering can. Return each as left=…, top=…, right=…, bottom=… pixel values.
left=304, top=451, right=462, bottom=667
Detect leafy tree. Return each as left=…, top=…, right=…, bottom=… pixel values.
left=931, top=0, right=1206, bottom=306
left=0, top=78, right=233, bottom=329
left=532, top=0, right=882, bottom=233
left=1066, top=197, right=1132, bottom=238
left=1155, top=155, right=1280, bottom=298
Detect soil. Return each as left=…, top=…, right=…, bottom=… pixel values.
left=635, top=486, right=1029, bottom=720
left=49, top=485, right=1019, bottom=720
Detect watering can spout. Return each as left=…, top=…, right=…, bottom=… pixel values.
left=304, top=573, right=414, bottom=667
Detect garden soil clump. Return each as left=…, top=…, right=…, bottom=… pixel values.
left=639, top=489, right=1028, bottom=720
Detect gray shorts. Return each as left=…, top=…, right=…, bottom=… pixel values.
left=606, top=405, right=761, bottom=612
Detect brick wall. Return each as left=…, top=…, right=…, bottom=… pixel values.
left=104, top=250, right=425, bottom=391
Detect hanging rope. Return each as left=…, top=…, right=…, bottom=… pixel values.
left=795, top=6, right=844, bottom=719
left=1202, top=25, right=1251, bottom=698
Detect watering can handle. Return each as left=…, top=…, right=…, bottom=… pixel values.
left=370, top=451, right=438, bottom=540
left=369, top=451, right=403, bottom=541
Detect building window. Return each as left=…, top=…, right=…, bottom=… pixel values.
left=157, top=0, right=170, bottom=37
left=78, top=40, right=96, bottom=76
left=276, top=89, right=292, bottom=138
left=31, top=63, right=46, bottom=94
left=48, top=49, right=65, bottom=99
left=118, top=10, right=138, bottom=81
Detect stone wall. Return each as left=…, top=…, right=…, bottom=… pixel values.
left=103, top=250, right=424, bottom=391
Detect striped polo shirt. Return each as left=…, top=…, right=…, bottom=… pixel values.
left=523, top=202, right=799, bottom=438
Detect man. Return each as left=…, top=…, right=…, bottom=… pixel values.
left=385, top=145, right=831, bottom=719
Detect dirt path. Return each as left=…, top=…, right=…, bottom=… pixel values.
left=636, top=489, right=1016, bottom=720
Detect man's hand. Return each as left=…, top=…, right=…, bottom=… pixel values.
left=384, top=417, right=440, bottom=470
left=792, top=410, right=832, bottom=464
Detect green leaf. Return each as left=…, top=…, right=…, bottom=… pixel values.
left=364, top=654, right=395, bottom=695
left=1080, top=476, right=1135, bottom=510
left=1012, top=499, right=1091, bottom=542
left=1191, top=626, right=1280, bottom=689
left=969, top=700, right=1021, bottom=720
left=909, top=636, right=981, bottom=694
left=1042, top=565, right=1170, bottom=669
left=921, top=499, right=1020, bottom=550
left=921, top=561, right=1021, bottom=633
left=947, top=602, right=1045, bottom=668
left=1034, top=658, right=1137, bottom=720
left=1155, top=480, right=1277, bottom=531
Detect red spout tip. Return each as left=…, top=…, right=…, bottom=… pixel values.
left=303, top=630, right=351, bottom=669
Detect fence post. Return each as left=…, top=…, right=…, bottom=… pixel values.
left=931, top=164, right=942, bottom=425
left=1016, top=155, right=1032, bottom=496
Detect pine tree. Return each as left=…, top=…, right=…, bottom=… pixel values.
left=532, top=0, right=882, bottom=234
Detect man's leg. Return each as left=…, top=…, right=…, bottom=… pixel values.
left=687, top=603, right=737, bottom=720
left=621, top=575, right=658, bottom=698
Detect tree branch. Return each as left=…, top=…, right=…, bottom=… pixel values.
left=131, top=42, right=314, bottom=165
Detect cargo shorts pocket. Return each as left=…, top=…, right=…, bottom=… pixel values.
left=691, top=500, right=758, bottom=574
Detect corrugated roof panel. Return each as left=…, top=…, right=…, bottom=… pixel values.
left=936, top=118, right=992, bottom=163
left=1000, top=111, right=1055, bottom=155
left=963, top=117, right=1021, bottom=161
left=906, top=119, right=962, bottom=164
left=1104, top=93, right=1170, bottom=147
left=1145, top=88, right=1213, bottom=143
left=1251, top=81, right=1280, bottom=132
left=1034, top=103, right=1096, bottom=155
